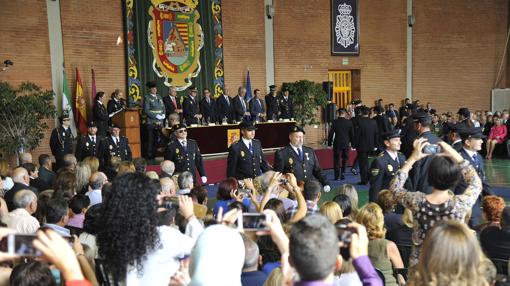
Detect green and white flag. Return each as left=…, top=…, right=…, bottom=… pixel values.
left=62, top=70, right=77, bottom=136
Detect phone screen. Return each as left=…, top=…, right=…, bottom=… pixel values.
left=7, top=235, right=42, bottom=256
left=242, top=214, right=268, bottom=231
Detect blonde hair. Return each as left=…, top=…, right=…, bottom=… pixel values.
left=117, top=161, right=135, bottom=176
left=320, top=201, right=343, bottom=224
left=402, top=208, right=413, bottom=228
left=145, top=171, right=159, bottom=180
left=355, top=203, right=385, bottom=239
left=82, top=156, right=99, bottom=174
left=75, top=162, right=91, bottom=192
left=339, top=184, right=358, bottom=212
left=263, top=267, right=283, bottom=286
left=409, top=220, right=489, bottom=286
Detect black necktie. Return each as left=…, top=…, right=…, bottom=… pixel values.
left=182, top=140, right=187, bottom=151
left=249, top=142, right=253, bottom=154
left=298, top=148, right=303, bottom=161
left=472, top=154, right=479, bottom=169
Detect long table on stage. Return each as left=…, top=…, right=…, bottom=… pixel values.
left=165, top=121, right=296, bottom=155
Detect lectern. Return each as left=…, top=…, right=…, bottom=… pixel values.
left=112, top=109, right=141, bottom=158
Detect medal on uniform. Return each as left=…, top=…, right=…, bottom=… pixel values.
left=109, top=145, right=113, bottom=150
left=176, top=148, right=180, bottom=154
left=62, top=132, right=65, bottom=136
left=387, top=165, right=393, bottom=172
left=288, top=158, right=293, bottom=165
left=305, top=153, right=309, bottom=160
left=241, top=151, right=245, bottom=157
left=86, top=142, right=89, bottom=147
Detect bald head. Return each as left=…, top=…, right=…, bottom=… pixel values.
left=13, top=189, right=37, bottom=213
left=19, top=153, right=33, bottom=164
left=89, top=172, right=107, bottom=190
left=160, top=177, right=176, bottom=196
left=160, top=160, right=175, bottom=176
left=12, top=167, right=29, bottom=185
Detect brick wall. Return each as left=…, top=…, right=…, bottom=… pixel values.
left=413, top=0, right=508, bottom=113
left=222, top=0, right=267, bottom=95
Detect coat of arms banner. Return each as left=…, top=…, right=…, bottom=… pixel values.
left=331, top=0, right=360, bottom=55
left=124, top=0, right=225, bottom=107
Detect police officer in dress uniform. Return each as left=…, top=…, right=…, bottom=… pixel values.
left=93, top=91, right=109, bottom=137
left=354, top=106, right=378, bottom=185
left=182, top=86, right=202, bottom=124
left=454, top=126, right=494, bottom=226
left=368, top=129, right=406, bottom=202
left=407, top=111, right=440, bottom=193
left=273, top=125, right=331, bottom=192
left=143, top=81, right=166, bottom=159
left=99, top=124, right=132, bottom=168
left=328, top=108, right=354, bottom=180
left=278, top=86, right=294, bottom=120
left=227, top=121, right=271, bottom=180
left=265, top=85, right=279, bottom=121
left=49, top=112, right=74, bottom=171
left=164, top=124, right=207, bottom=184
left=75, top=121, right=101, bottom=161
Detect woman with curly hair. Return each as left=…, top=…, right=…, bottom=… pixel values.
left=97, top=172, right=200, bottom=285
left=409, top=220, right=490, bottom=286
left=356, top=203, right=405, bottom=286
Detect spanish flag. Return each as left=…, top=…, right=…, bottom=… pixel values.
left=75, top=68, right=87, bottom=135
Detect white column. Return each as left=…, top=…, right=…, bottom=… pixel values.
left=46, top=0, right=65, bottom=114
left=406, top=0, right=413, bottom=99
left=264, top=0, right=275, bottom=91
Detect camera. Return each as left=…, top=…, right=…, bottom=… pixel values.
left=422, top=144, right=442, bottom=154
left=161, top=196, right=179, bottom=210
left=336, top=222, right=355, bottom=260
left=278, top=178, right=288, bottom=185
left=237, top=213, right=270, bottom=231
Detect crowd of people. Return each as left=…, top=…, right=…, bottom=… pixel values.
left=0, top=92, right=508, bottom=286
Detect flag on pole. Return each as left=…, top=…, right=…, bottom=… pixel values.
left=75, top=68, right=87, bottom=135
left=62, top=70, right=77, bottom=136
left=91, top=68, right=97, bottom=101
left=245, top=68, right=252, bottom=102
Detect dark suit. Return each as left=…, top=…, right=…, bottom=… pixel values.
left=278, top=96, right=293, bottom=120
left=451, top=140, right=463, bottom=152
left=374, top=114, right=393, bottom=150
left=215, top=95, right=234, bottom=123
left=273, top=145, right=329, bottom=186
left=99, top=136, right=132, bottom=167
left=408, top=131, right=439, bottom=193
left=163, top=95, right=182, bottom=118
left=233, top=95, right=249, bottom=122
left=30, top=177, right=48, bottom=192
left=5, top=183, right=37, bottom=211
left=480, top=226, right=510, bottom=260
left=75, top=135, right=101, bottom=161
left=38, top=167, right=55, bottom=190
left=249, top=97, right=265, bottom=122
left=354, top=117, right=378, bottom=183
left=265, top=94, right=279, bottom=121
left=107, top=99, right=123, bottom=125
left=227, top=139, right=271, bottom=179
left=200, top=96, right=216, bottom=123
left=49, top=126, right=74, bottom=171
left=328, top=117, right=354, bottom=178
left=369, top=151, right=406, bottom=202
left=93, top=101, right=109, bottom=137
left=182, top=95, right=200, bottom=124
left=401, top=118, right=419, bottom=158
left=164, top=139, right=206, bottom=183
left=454, top=148, right=493, bottom=226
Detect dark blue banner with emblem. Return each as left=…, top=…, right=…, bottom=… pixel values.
left=331, top=0, right=360, bottom=55
left=124, top=0, right=225, bottom=107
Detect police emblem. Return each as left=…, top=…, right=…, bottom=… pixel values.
left=176, top=148, right=180, bottom=154
left=241, top=151, right=245, bottom=157
left=86, top=142, right=89, bottom=147
left=335, top=3, right=355, bottom=48
left=109, top=145, right=113, bottom=150
left=387, top=165, right=393, bottom=172
left=148, top=0, right=203, bottom=91
left=288, top=158, right=293, bottom=165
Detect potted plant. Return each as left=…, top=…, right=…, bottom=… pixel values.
left=284, top=80, right=328, bottom=126
left=0, top=81, right=56, bottom=163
